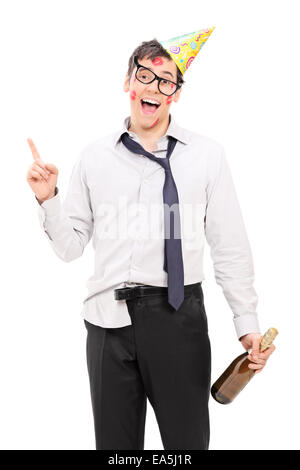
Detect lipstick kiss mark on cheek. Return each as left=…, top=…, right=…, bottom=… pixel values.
left=166, top=96, right=173, bottom=105
left=152, top=57, right=164, bottom=66
left=150, top=118, right=159, bottom=128
left=130, top=90, right=136, bottom=100
left=134, top=77, right=136, bottom=82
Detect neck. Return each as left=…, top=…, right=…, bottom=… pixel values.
left=128, top=114, right=170, bottom=145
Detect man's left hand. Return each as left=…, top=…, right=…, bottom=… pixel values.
left=239, top=333, right=276, bottom=375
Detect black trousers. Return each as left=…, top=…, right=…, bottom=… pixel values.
left=84, top=282, right=211, bottom=450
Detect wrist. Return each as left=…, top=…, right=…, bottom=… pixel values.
left=36, top=187, right=58, bottom=205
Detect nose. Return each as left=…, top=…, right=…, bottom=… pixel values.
left=145, top=78, right=160, bottom=94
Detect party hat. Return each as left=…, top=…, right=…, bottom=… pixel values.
left=159, top=27, right=215, bottom=75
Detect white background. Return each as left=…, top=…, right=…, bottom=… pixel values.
left=0, top=0, right=299, bottom=450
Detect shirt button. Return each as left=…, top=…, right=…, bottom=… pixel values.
left=144, top=178, right=149, bottom=184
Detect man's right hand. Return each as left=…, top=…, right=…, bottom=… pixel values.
left=26, top=137, right=59, bottom=204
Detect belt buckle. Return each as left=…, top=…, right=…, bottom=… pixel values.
left=114, top=285, right=154, bottom=301
left=114, top=287, right=132, bottom=300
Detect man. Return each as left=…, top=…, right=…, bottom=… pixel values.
left=26, top=29, right=275, bottom=450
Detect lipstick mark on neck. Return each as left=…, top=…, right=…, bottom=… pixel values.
left=130, top=90, right=136, bottom=100
left=150, top=118, right=159, bottom=128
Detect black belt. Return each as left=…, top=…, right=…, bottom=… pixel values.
left=114, top=282, right=202, bottom=301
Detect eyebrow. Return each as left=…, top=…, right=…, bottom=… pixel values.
left=147, top=65, right=175, bottom=80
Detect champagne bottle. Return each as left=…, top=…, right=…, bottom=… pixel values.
left=211, top=327, right=278, bottom=404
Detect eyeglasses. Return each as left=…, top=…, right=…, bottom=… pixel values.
left=133, top=56, right=181, bottom=97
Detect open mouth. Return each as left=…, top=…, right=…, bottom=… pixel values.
left=140, top=99, right=161, bottom=115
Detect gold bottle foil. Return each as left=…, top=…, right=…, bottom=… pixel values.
left=247, top=327, right=278, bottom=354
left=259, top=328, right=278, bottom=352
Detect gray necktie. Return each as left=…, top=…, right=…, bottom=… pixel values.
left=121, top=132, right=184, bottom=310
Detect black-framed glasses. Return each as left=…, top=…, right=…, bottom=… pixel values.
left=134, top=56, right=181, bottom=97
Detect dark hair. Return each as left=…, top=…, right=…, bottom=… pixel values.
left=127, top=38, right=185, bottom=88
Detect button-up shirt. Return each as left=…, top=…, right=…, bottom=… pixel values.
left=35, top=114, right=261, bottom=340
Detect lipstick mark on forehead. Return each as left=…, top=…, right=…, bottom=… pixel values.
left=152, top=57, right=164, bottom=66
left=130, top=90, right=136, bottom=100
left=150, top=118, right=159, bottom=128
left=166, top=96, right=173, bottom=105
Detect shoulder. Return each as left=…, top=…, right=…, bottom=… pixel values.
left=184, top=126, right=225, bottom=156
left=180, top=126, right=226, bottom=176
left=80, top=132, right=116, bottom=158
left=75, top=131, right=118, bottom=170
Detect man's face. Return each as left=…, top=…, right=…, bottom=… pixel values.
left=123, top=55, right=182, bottom=129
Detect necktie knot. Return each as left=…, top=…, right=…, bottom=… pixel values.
left=121, top=132, right=174, bottom=173
left=157, top=157, right=170, bottom=172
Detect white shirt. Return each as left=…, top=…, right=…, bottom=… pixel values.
left=35, top=114, right=261, bottom=340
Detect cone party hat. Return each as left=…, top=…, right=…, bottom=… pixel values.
left=159, top=27, right=215, bottom=75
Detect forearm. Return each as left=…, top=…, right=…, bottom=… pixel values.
left=36, top=189, right=56, bottom=206
left=216, top=269, right=261, bottom=340
left=36, top=187, right=93, bottom=262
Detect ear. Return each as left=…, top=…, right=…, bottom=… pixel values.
left=172, top=86, right=182, bottom=103
left=123, top=73, right=130, bottom=93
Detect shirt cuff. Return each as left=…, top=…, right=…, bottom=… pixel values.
left=233, top=313, right=261, bottom=341
left=35, top=187, right=60, bottom=217
left=35, top=187, right=60, bottom=229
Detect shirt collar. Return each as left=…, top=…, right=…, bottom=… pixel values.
left=113, top=113, right=189, bottom=147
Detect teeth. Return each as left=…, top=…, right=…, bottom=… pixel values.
left=142, top=98, right=160, bottom=105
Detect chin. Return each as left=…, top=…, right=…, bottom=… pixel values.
left=130, top=105, right=169, bottom=129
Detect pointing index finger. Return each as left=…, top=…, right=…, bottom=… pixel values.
left=27, top=137, right=41, bottom=161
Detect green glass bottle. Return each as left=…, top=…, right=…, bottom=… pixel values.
left=211, top=328, right=278, bottom=404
